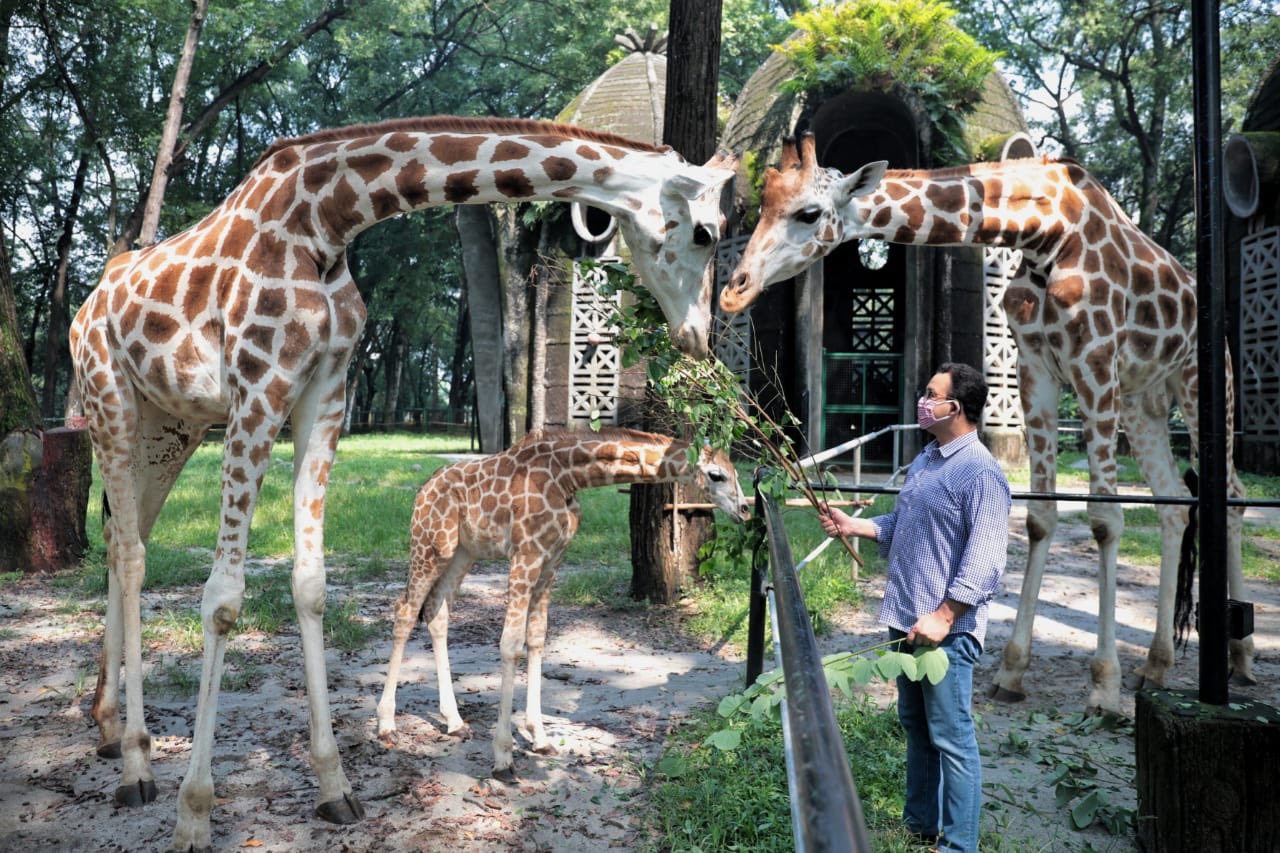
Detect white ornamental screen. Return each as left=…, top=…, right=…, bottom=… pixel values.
left=983, top=246, right=1024, bottom=430
left=714, top=234, right=753, bottom=380
left=1240, top=224, right=1280, bottom=441
left=569, top=259, right=622, bottom=425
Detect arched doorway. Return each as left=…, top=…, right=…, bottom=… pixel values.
left=810, top=93, right=920, bottom=470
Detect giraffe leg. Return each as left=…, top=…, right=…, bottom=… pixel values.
left=91, top=402, right=208, bottom=758
left=1073, top=366, right=1126, bottom=715
left=523, top=560, right=561, bottom=755
left=1227, top=499, right=1256, bottom=685
left=286, top=383, right=363, bottom=826
left=76, top=362, right=159, bottom=807
left=173, top=415, right=283, bottom=852
left=1118, top=388, right=1185, bottom=691
left=376, top=553, right=434, bottom=738
left=427, top=554, right=472, bottom=736
left=991, top=362, right=1059, bottom=704
left=493, top=553, right=543, bottom=782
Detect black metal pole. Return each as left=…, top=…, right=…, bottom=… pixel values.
left=1192, top=0, right=1229, bottom=706
left=745, top=470, right=767, bottom=687
left=760, top=490, right=872, bottom=852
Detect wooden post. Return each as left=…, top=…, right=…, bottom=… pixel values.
left=1135, top=688, right=1280, bottom=851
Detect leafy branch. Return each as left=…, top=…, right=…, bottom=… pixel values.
left=706, top=638, right=949, bottom=751
left=592, top=258, right=863, bottom=567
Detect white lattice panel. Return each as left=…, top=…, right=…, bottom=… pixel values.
left=983, top=247, right=1024, bottom=429
left=714, top=234, right=753, bottom=380
left=569, top=259, right=622, bottom=425
left=1240, top=225, right=1280, bottom=440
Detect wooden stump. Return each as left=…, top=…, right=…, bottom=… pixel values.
left=1135, top=687, right=1280, bottom=852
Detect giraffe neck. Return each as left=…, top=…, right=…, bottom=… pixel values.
left=551, top=429, right=696, bottom=491
left=848, top=158, right=1097, bottom=260
left=235, top=117, right=676, bottom=260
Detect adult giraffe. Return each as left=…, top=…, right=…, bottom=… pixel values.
left=721, top=133, right=1254, bottom=714
left=69, top=115, right=735, bottom=851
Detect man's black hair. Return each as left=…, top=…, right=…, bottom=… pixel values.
left=938, top=362, right=988, bottom=424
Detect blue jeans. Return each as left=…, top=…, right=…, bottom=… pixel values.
left=890, top=628, right=983, bottom=853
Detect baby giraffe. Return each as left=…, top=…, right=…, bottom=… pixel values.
left=376, top=427, right=750, bottom=780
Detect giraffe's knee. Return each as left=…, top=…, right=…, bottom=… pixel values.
left=201, top=573, right=245, bottom=636
left=1026, top=506, right=1057, bottom=544
left=1089, top=505, right=1123, bottom=547
left=292, top=569, right=327, bottom=618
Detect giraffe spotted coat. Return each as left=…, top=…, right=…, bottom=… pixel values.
left=375, top=428, right=750, bottom=780
left=723, top=134, right=1253, bottom=714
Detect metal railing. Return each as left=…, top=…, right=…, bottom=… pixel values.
left=746, top=470, right=873, bottom=853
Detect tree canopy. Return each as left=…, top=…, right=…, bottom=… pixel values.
left=2, top=0, right=1277, bottom=429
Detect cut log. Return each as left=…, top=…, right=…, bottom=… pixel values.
left=1135, top=687, right=1280, bottom=852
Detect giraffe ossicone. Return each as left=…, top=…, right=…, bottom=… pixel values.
left=725, top=132, right=1254, bottom=714
left=68, top=115, right=736, bottom=851
left=375, top=427, right=750, bottom=780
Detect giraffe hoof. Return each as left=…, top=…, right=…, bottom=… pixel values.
left=491, top=766, right=518, bottom=785
left=446, top=722, right=473, bottom=740
left=96, top=740, right=122, bottom=759
left=114, top=778, right=158, bottom=807
left=988, top=684, right=1026, bottom=704
left=1229, top=669, right=1259, bottom=687
left=532, top=743, right=558, bottom=756
left=316, top=791, right=365, bottom=825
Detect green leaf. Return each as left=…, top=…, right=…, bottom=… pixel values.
left=718, top=694, right=747, bottom=718
left=850, top=657, right=875, bottom=685
left=897, top=651, right=919, bottom=681
left=917, top=647, right=950, bottom=684
left=1070, top=789, right=1101, bottom=829
left=656, top=754, right=688, bottom=776
left=874, top=653, right=903, bottom=681
left=704, top=728, right=743, bottom=751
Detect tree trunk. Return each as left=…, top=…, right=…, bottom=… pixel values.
left=138, top=0, right=208, bottom=247
left=629, top=0, right=724, bottom=604
left=449, top=288, right=473, bottom=426
left=529, top=227, right=554, bottom=432
left=1136, top=688, right=1280, bottom=852
left=380, top=319, right=405, bottom=428
left=496, top=206, right=538, bottom=442
left=41, top=148, right=90, bottom=418
left=457, top=205, right=505, bottom=452
left=0, top=235, right=90, bottom=572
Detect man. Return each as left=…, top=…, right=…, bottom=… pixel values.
left=819, top=362, right=1010, bottom=853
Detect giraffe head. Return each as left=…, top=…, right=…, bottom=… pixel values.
left=614, top=150, right=738, bottom=358
left=695, top=446, right=752, bottom=523
left=720, top=134, right=886, bottom=313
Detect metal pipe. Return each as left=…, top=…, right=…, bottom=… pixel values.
left=807, top=481, right=1280, bottom=509
left=1192, top=0, right=1230, bottom=704
left=760, top=490, right=873, bottom=852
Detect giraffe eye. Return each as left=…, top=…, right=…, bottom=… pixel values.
left=707, top=468, right=727, bottom=483
left=692, top=224, right=714, bottom=246
left=795, top=208, right=822, bottom=225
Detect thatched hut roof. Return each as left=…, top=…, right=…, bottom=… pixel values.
left=556, top=33, right=667, bottom=144
left=1244, top=55, right=1280, bottom=133
left=720, top=33, right=1028, bottom=167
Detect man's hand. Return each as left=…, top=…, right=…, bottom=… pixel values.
left=906, top=611, right=953, bottom=646
left=818, top=502, right=854, bottom=538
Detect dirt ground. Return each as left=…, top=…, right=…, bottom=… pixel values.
left=2, top=497, right=1278, bottom=852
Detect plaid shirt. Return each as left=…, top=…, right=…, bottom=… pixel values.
left=871, top=430, right=1010, bottom=647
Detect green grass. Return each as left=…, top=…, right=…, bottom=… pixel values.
left=644, top=696, right=1041, bottom=852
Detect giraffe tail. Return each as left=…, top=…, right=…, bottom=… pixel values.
left=1174, top=468, right=1199, bottom=650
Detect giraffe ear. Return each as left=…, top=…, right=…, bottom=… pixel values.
left=834, top=160, right=889, bottom=207
left=665, top=170, right=727, bottom=202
